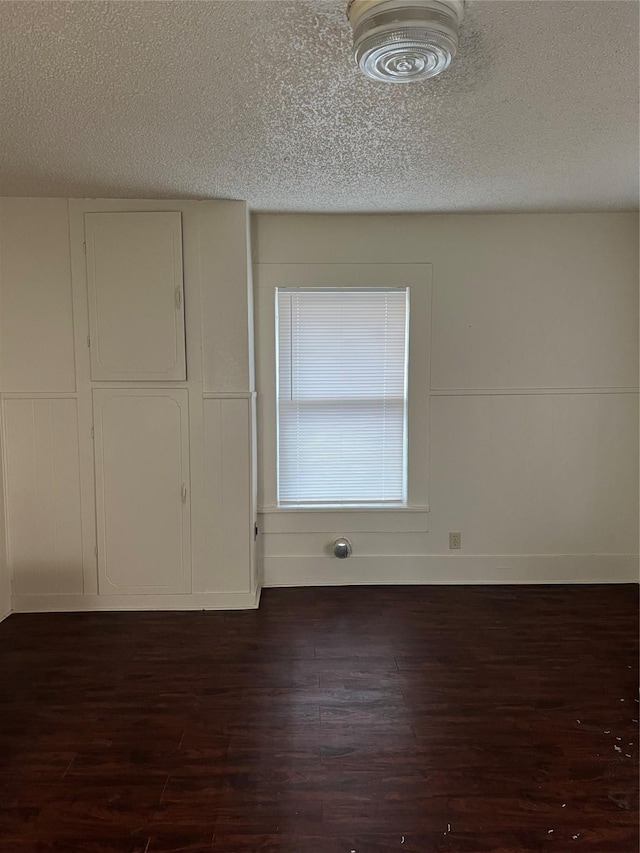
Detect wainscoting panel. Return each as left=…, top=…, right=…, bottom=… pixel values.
left=2, top=398, right=84, bottom=595
left=203, top=396, right=254, bottom=593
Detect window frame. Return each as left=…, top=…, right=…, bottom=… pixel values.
left=255, top=263, right=432, bottom=534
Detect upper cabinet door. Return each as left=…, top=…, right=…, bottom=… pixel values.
left=85, top=211, right=186, bottom=381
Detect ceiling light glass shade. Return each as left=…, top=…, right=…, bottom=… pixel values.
left=347, top=0, right=464, bottom=82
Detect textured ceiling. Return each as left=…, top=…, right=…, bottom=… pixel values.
left=0, top=0, right=638, bottom=212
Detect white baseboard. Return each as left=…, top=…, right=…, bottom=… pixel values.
left=11, top=587, right=261, bottom=614
left=9, top=554, right=640, bottom=612
left=262, top=554, right=640, bottom=587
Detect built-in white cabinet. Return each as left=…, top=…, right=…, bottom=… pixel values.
left=93, top=389, right=191, bottom=595
left=85, top=212, right=186, bottom=381
left=1, top=199, right=258, bottom=612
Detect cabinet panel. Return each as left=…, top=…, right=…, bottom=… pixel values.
left=2, top=398, right=84, bottom=595
left=93, top=389, right=191, bottom=594
left=85, top=212, right=186, bottom=381
left=203, top=397, right=254, bottom=593
left=199, top=202, right=253, bottom=393
left=0, top=199, right=76, bottom=392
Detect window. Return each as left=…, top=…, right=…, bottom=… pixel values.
left=255, top=262, right=431, bottom=531
left=276, top=288, right=409, bottom=507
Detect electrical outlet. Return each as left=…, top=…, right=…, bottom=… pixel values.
left=449, top=531, right=461, bottom=550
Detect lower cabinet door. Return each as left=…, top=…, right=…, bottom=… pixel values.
left=93, top=389, right=191, bottom=595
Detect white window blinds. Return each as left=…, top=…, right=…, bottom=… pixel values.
left=277, top=288, right=409, bottom=506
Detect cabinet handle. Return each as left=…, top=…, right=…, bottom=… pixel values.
left=181, top=483, right=187, bottom=504
left=175, top=287, right=183, bottom=310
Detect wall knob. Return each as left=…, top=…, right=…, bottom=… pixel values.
left=333, top=537, right=353, bottom=559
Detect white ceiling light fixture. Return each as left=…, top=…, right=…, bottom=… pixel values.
left=347, top=0, right=464, bottom=83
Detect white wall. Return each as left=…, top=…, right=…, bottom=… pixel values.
left=253, top=213, right=640, bottom=586
left=0, top=197, right=258, bottom=612
left=0, top=429, right=9, bottom=621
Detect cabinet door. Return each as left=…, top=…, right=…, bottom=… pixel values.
left=93, top=389, right=191, bottom=595
left=85, top=212, right=186, bottom=381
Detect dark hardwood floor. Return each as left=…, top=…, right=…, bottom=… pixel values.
left=0, top=585, right=638, bottom=852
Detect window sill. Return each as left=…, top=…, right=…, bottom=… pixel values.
left=258, top=505, right=430, bottom=534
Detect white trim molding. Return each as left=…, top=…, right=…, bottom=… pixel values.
left=12, top=587, right=262, bottom=614
left=202, top=391, right=256, bottom=400
left=1, top=392, right=79, bottom=400
left=431, top=387, right=639, bottom=396
left=259, top=507, right=429, bottom=534
left=262, top=555, right=639, bottom=588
